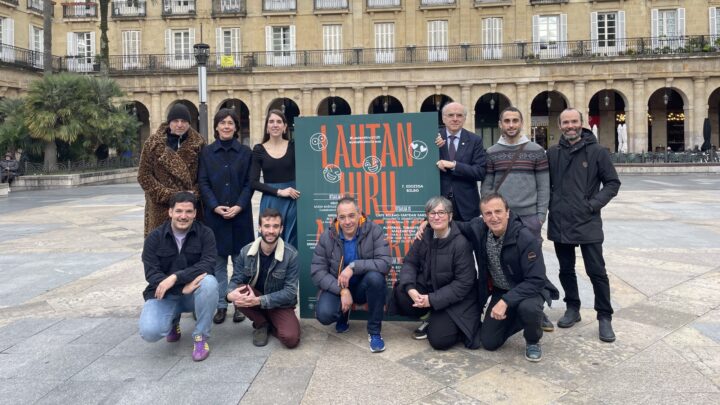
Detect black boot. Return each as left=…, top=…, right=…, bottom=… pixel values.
left=213, top=308, right=227, bottom=324
left=233, top=306, right=246, bottom=323
left=557, top=307, right=581, bottom=328
left=599, top=318, right=616, bottom=342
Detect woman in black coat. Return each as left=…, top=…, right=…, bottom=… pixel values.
left=394, top=196, right=481, bottom=350
left=198, top=108, right=254, bottom=324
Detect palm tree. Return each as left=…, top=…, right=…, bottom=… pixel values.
left=24, top=74, right=90, bottom=169
left=0, top=98, right=43, bottom=157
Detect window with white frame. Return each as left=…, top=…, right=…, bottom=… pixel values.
left=122, top=30, right=140, bottom=69
left=374, top=22, right=395, bottom=64
left=591, top=11, right=625, bottom=55
left=0, top=17, right=15, bottom=63
left=30, top=25, right=43, bottom=67
left=532, top=14, right=567, bottom=58
left=428, top=20, right=448, bottom=62
left=216, top=27, right=241, bottom=67
left=709, top=7, right=719, bottom=42
left=482, top=17, right=502, bottom=59
left=164, top=28, right=194, bottom=69
left=323, top=24, right=342, bottom=65
left=265, top=25, right=296, bottom=66
left=651, top=8, right=685, bottom=49
left=67, top=32, right=95, bottom=72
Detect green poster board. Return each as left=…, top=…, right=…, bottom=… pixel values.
left=294, top=112, right=440, bottom=319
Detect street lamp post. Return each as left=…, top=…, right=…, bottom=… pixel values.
left=193, top=43, right=210, bottom=140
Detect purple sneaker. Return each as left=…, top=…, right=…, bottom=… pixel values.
left=166, top=322, right=181, bottom=343
left=192, top=335, right=210, bottom=361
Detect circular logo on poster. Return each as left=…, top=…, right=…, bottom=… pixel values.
left=409, top=141, right=429, bottom=160
left=362, top=156, right=382, bottom=174
left=323, top=164, right=343, bottom=183
left=309, top=132, right=328, bottom=152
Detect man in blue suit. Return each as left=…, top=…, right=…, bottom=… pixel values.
left=436, top=102, right=487, bottom=222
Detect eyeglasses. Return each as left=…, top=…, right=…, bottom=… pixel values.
left=427, top=210, right=448, bottom=218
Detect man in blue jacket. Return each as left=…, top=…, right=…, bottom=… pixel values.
left=547, top=108, right=621, bottom=343
left=454, top=193, right=558, bottom=361
left=138, top=191, right=218, bottom=362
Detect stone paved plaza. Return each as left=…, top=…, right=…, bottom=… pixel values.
left=0, top=174, right=719, bottom=404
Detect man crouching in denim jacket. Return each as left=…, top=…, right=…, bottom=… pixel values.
left=226, top=208, right=300, bottom=348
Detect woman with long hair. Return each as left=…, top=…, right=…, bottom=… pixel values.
left=250, top=109, right=300, bottom=247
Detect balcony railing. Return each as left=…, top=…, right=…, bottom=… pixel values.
left=0, top=43, right=61, bottom=71
left=112, top=0, right=146, bottom=18
left=62, top=2, right=98, bottom=18
left=529, top=0, right=568, bottom=4
left=368, top=0, right=400, bottom=8
left=162, top=0, right=195, bottom=16
left=421, top=0, right=455, bottom=6
left=263, top=0, right=295, bottom=12
left=212, top=0, right=246, bottom=16
left=1, top=0, right=19, bottom=6
left=54, top=35, right=720, bottom=74
left=314, top=0, right=347, bottom=11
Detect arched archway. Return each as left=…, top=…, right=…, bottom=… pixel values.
left=268, top=98, right=300, bottom=139
left=648, top=88, right=685, bottom=151
left=474, top=93, right=512, bottom=148
left=128, top=101, right=150, bottom=154
left=530, top=91, right=568, bottom=149
left=708, top=88, right=720, bottom=150
left=420, top=94, right=453, bottom=129
left=218, top=98, right=251, bottom=146
left=368, top=95, right=404, bottom=114
left=588, top=90, right=627, bottom=151
left=166, top=100, right=199, bottom=132
left=317, top=96, right=351, bottom=116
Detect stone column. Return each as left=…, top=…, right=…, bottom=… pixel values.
left=150, top=92, right=161, bottom=130
left=692, top=77, right=707, bottom=149
left=516, top=83, right=529, bottom=136
left=302, top=88, right=312, bottom=117
left=631, top=79, right=647, bottom=152
left=573, top=80, right=587, bottom=119
left=461, top=85, right=473, bottom=130
left=354, top=87, right=365, bottom=115
left=406, top=86, right=417, bottom=113
left=251, top=89, right=262, bottom=145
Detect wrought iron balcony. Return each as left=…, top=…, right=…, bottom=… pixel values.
left=62, top=2, right=98, bottom=18
left=1, top=0, right=19, bottom=6
left=162, top=0, right=195, bottom=16
left=314, top=0, right=348, bottom=11
left=474, top=0, right=512, bottom=6
left=263, top=0, right=295, bottom=12
left=529, top=0, right=568, bottom=4
left=212, top=0, right=246, bottom=16
left=112, top=0, right=147, bottom=18
left=0, top=43, right=61, bottom=71
left=367, top=0, right=401, bottom=9
left=53, top=35, right=720, bottom=75
left=420, top=0, right=455, bottom=7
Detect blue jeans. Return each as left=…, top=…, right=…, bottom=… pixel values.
left=215, top=254, right=239, bottom=309
left=315, top=272, right=386, bottom=335
left=138, top=275, right=218, bottom=341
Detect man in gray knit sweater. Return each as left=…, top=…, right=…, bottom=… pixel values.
left=480, top=106, right=553, bottom=331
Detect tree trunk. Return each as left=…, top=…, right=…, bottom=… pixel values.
left=43, top=140, right=57, bottom=171
left=99, top=0, right=110, bottom=74
left=43, top=0, right=53, bottom=75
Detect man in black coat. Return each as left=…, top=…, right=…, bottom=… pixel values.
left=436, top=102, right=487, bottom=222
left=547, top=108, right=621, bottom=343
left=455, top=193, right=558, bottom=361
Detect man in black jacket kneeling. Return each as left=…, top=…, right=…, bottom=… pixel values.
left=455, top=192, right=558, bottom=362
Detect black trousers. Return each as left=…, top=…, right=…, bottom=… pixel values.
left=393, top=285, right=464, bottom=350
left=480, top=292, right=544, bottom=350
left=554, top=242, right=613, bottom=319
